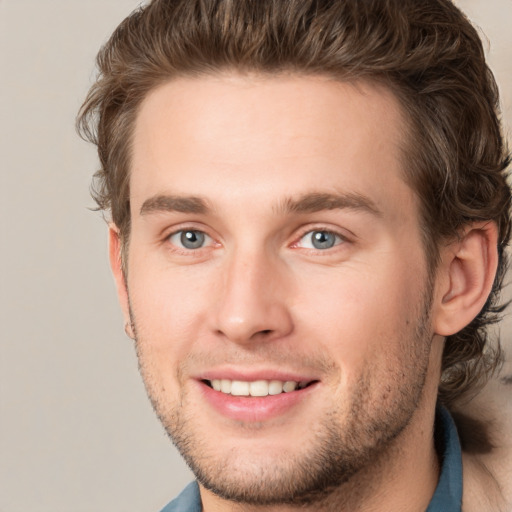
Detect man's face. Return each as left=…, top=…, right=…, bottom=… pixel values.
left=118, top=74, right=442, bottom=505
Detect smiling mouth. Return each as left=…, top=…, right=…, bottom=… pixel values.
left=203, top=379, right=317, bottom=397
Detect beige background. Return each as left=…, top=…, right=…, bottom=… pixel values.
left=0, top=1, right=510, bottom=511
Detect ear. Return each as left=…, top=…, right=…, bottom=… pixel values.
left=433, top=222, right=499, bottom=336
left=109, top=224, right=134, bottom=339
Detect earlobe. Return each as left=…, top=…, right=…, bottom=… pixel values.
left=108, top=224, right=134, bottom=339
left=433, top=222, right=498, bottom=337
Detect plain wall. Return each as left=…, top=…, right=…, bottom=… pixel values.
left=0, top=1, right=510, bottom=511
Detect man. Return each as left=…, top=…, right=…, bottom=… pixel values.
left=78, top=0, right=511, bottom=510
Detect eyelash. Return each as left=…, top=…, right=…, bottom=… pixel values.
left=166, top=228, right=216, bottom=254
left=292, top=227, right=349, bottom=252
left=163, top=225, right=350, bottom=256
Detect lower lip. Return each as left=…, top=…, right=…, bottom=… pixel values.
left=198, top=381, right=318, bottom=423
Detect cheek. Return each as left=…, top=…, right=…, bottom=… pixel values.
left=127, top=264, right=212, bottom=371
left=292, top=263, right=426, bottom=377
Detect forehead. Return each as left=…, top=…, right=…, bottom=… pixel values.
left=130, top=73, right=413, bottom=218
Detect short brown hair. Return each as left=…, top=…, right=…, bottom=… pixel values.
left=77, top=0, right=511, bottom=407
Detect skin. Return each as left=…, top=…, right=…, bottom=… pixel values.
left=109, top=73, right=498, bottom=511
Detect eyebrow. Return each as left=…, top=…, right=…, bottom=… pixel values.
left=140, top=195, right=210, bottom=216
left=139, top=191, right=381, bottom=217
left=278, top=192, right=382, bottom=216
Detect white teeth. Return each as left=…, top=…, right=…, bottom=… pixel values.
left=208, top=379, right=305, bottom=396
left=268, top=380, right=284, bottom=395
left=231, top=380, right=250, bottom=396
left=249, top=380, right=269, bottom=397
left=283, top=381, right=298, bottom=392
left=220, top=379, right=232, bottom=394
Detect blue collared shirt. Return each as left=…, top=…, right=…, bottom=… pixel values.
left=426, top=406, right=463, bottom=511
left=160, top=406, right=462, bottom=512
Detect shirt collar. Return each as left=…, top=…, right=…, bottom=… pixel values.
left=426, top=405, right=463, bottom=511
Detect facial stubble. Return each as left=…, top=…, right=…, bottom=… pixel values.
left=131, top=290, right=434, bottom=508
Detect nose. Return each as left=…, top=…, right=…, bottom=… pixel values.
left=212, top=248, right=294, bottom=345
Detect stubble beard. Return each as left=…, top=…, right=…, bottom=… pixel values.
left=133, top=292, right=434, bottom=508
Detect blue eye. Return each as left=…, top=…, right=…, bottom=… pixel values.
left=169, top=230, right=210, bottom=249
left=298, top=230, right=342, bottom=250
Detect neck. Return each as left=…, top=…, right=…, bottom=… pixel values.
left=200, top=402, right=440, bottom=512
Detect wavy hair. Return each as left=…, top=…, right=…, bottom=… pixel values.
left=77, top=0, right=511, bottom=408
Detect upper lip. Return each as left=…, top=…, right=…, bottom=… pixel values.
left=196, top=367, right=319, bottom=383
